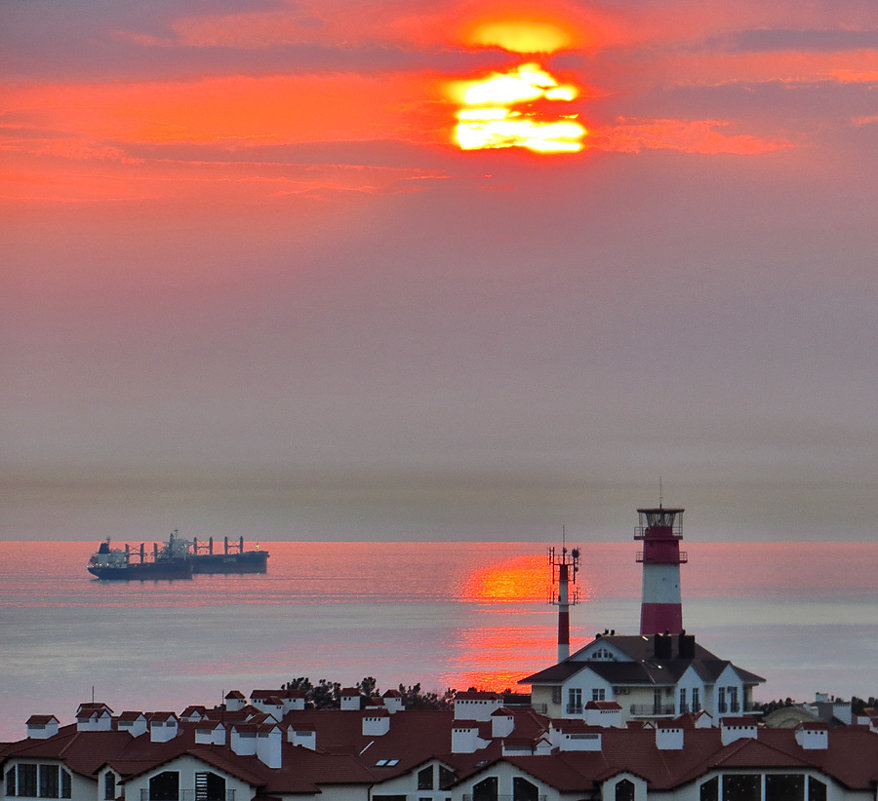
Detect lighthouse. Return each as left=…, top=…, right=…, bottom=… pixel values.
left=635, top=505, right=688, bottom=635
left=549, top=540, right=580, bottom=661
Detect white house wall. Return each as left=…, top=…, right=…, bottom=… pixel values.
left=122, top=754, right=252, bottom=801
left=676, top=665, right=706, bottom=715
left=459, top=761, right=558, bottom=801
left=0, top=760, right=95, bottom=801
left=599, top=773, right=648, bottom=801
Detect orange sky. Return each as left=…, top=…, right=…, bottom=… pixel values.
left=3, top=0, right=878, bottom=544
left=4, top=0, right=877, bottom=205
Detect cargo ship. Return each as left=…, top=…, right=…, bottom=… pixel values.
left=87, top=531, right=268, bottom=580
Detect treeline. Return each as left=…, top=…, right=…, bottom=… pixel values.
left=755, top=697, right=877, bottom=715
left=282, top=676, right=458, bottom=710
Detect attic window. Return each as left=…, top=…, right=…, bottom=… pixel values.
left=375, top=759, right=399, bottom=767
left=590, top=648, right=615, bottom=661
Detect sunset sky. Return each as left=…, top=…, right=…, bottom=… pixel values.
left=3, top=0, right=877, bottom=542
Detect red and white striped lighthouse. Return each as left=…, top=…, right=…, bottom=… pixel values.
left=549, top=540, right=580, bottom=662
left=635, top=505, right=688, bottom=635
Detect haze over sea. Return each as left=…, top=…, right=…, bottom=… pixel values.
left=1, top=538, right=876, bottom=741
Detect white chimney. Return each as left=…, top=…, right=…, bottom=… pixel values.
left=256, top=726, right=283, bottom=768
left=721, top=717, right=758, bottom=746
left=491, top=710, right=514, bottom=739
left=150, top=714, right=179, bottom=743
left=585, top=701, right=623, bottom=728
left=451, top=725, right=479, bottom=754
left=795, top=723, right=828, bottom=750
left=231, top=725, right=257, bottom=755
left=195, top=723, right=226, bottom=746
left=656, top=724, right=684, bottom=750
left=26, top=716, right=59, bottom=740
left=362, top=712, right=391, bottom=736
left=117, top=713, right=147, bottom=738
left=288, top=727, right=316, bottom=750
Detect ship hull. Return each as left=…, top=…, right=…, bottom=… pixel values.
left=88, top=562, right=194, bottom=581
left=191, top=551, right=268, bottom=574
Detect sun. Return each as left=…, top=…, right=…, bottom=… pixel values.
left=449, top=62, right=587, bottom=154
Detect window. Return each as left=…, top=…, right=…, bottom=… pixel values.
left=808, top=778, right=826, bottom=801
left=19, top=766, right=37, bottom=797
left=39, top=766, right=59, bottom=799
left=692, top=688, right=701, bottom=713
left=615, top=779, right=635, bottom=801
left=472, top=777, right=498, bottom=801
left=513, top=777, right=539, bottom=801
left=592, top=688, right=606, bottom=701
left=149, top=772, right=179, bottom=801
left=61, top=773, right=70, bottom=800
left=195, top=772, right=226, bottom=801
left=568, top=688, right=582, bottom=713
left=680, top=688, right=687, bottom=713
left=439, top=766, right=455, bottom=791
left=718, top=687, right=727, bottom=713
left=729, top=687, right=739, bottom=713
left=418, top=767, right=434, bottom=790
left=700, top=778, right=718, bottom=801
left=104, top=773, right=117, bottom=801
left=551, top=686, right=562, bottom=705
left=6, top=768, right=16, bottom=797
left=723, top=774, right=761, bottom=801
left=766, top=774, right=804, bottom=801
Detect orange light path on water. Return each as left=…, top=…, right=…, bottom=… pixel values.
left=451, top=62, right=587, bottom=153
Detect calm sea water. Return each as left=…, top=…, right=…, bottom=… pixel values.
left=1, top=540, right=876, bottom=741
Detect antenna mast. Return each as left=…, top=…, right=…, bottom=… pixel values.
left=549, top=529, right=580, bottom=662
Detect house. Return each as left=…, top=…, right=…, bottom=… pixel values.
left=520, top=631, right=765, bottom=724
left=3, top=690, right=878, bottom=801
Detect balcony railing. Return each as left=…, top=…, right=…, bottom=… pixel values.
left=141, top=791, right=235, bottom=801
left=629, top=704, right=676, bottom=717
left=635, top=551, right=688, bottom=563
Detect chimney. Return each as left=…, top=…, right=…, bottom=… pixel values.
left=26, top=715, right=59, bottom=740
left=491, top=709, right=514, bottom=738
left=795, top=722, right=828, bottom=750
left=656, top=723, right=684, bottom=750
left=451, top=725, right=481, bottom=754
left=195, top=722, right=226, bottom=746
left=256, top=725, right=282, bottom=768
left=653, top=633, right=672, bottom=660
left=362, top=711, right=391, bottom=736
left=382, top=690, right=404, bottom=713
left=149, top=713, right=179, bottom=743
left=225, top=691, right=246, bottom=712
left=340, top=688, right=361, bottom=711
left=288, top=727, right=316, bottom=750
left=721, top=717, right=759, bottom=745
left=678, top=631, right=696, bottom=659
left=585, top=701, right=622, bottom=728
left=230, top=724, right=258, bottom=755
left=117, top=712, right=147, bottom=738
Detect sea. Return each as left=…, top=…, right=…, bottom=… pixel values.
left=1, top=540, right=876, bottom=741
